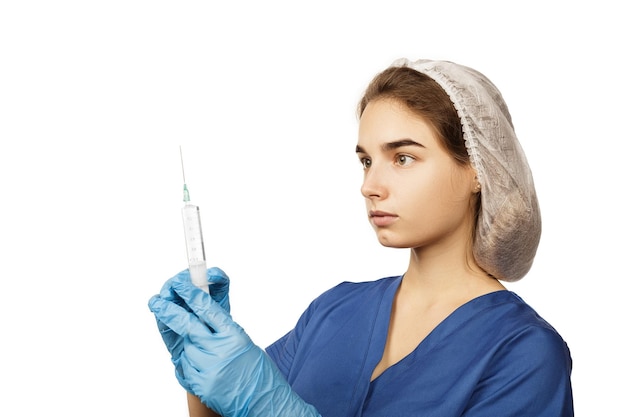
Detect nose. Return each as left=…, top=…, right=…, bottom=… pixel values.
left=360, top=163, right=388, bottom=200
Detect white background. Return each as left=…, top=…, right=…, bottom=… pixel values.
left=1, top=1, right=623, bottom=415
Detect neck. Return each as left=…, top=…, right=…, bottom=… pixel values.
left=401, top=243, right=504, bottom=304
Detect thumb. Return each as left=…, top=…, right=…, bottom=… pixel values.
left=207, top=267, right=230, bottom=307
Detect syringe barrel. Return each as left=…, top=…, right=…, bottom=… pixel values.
left=188, top=261, right=208, bottom=292
left=182, top=203, right=208, bottom=291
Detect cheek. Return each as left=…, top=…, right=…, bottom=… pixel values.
left=409, top=166, right=472, bottom=213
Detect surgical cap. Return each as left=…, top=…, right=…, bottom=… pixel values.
left=391, top=58, right=541, bottom=282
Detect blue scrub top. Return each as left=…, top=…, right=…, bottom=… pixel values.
left=266, top=276, right=573, bottom=417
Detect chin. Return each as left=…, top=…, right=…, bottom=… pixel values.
left=377, top=236, right=411, bottom=249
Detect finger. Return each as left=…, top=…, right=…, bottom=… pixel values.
left=156, top=318, right=181, bottom=346
left=207, top=267, right=229, bottom=286
left=149, top=295, right=206, bottom=337
left=207, top=268, right=230, bottom=308
left=178, top=349, right=203, bottom=391
left=172, top=279, right=234, bottom=332
left=158, top=270, right=191, bottom=304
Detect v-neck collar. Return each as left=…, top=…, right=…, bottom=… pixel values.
left=367, top=276, right=511, bottom=383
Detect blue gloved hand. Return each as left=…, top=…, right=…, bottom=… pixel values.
left=158, top=267, right=230, bottom=312
left=151, top=267, right=231, bottom=391
left=148, top=273, right=321, bottom=417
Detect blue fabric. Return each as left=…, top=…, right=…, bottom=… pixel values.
left=266, top=276, right=573, bottom=417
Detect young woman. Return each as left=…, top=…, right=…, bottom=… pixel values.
left=149, top=58, right=574, bottom=416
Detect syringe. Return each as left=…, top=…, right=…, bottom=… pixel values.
left=179, top=146, right=209, bottom=293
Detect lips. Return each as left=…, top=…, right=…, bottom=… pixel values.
left=369, top=210, right=398, bottom=227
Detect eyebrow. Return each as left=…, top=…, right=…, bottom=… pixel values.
left=355, top=138, right=425, bottom=154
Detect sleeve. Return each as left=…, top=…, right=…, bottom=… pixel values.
left=463, top=325, right=574, bottom=417
left=265, top=297, right=319, bottom=378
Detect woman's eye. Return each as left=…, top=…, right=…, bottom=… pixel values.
left=396, top=154, right=416, bottom=166
left=360, top=157, right=372, bottom=169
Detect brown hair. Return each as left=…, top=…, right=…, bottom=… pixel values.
left=357, top=66, right=468, bottom=166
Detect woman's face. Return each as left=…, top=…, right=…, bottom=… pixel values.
left=356, top=98, right=476, bottom=251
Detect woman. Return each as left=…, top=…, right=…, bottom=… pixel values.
left=149, top=58, right=574, bottom=416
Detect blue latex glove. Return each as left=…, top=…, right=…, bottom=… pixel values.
left=152, top=267, right=230, bottom=391
left=148, top=273, right=321, bottom=417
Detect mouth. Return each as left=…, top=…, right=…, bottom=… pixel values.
left=369, top=210, right=398, bottom=227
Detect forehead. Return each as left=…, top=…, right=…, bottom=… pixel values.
left=357, top=98, right=440, bottom=150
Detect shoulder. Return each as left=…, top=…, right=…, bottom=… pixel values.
left=477, top=291, right=571, bottom=362
left=310, top=275, right=401, bottom=308
left=486, top=293, right=572, bottom=392
left=493, top=292, right=567, bottom=342
left=266, top=275, right=401, bottom=374
left=499, top=294, right=572, bottom=373
left=463, top=292, right=574, bottom=415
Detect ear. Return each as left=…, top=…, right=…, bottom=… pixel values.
left=471, top=170, right=481, bottom=194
